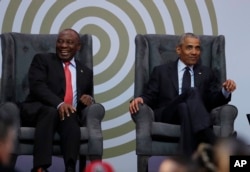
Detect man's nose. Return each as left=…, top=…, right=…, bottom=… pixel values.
left=60, top=41, right=68, bottom=47
left=60, top=42, right=68, bottom=47
left=191, top=48, right=198, bottom=54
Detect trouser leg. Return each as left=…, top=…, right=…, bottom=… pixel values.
left=33, top=106, right=58, bottom=168
left=158, top=88, right=216, bottom=155
left=185, top=88, right=212, bottom=132
left=177, top=103, right=196, bottom=156
left=58, top=112, right=81, bottom=170
left=185, top=89, right=216, bottom=145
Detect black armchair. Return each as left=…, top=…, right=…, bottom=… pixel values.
left=132, top=34, right=238, bottom=172
left=0, top=32, right=104, bottom=172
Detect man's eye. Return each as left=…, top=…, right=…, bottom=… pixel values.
left=67, top=41, right=74, bottom=45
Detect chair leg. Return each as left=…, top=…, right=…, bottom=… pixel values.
left=138, top=155, right=150, bottom=172
left=79, top=155, right=102, bottom=172
left=79, top=155, right=86, bottom=172
left=89, top=155, right=102, bottom=162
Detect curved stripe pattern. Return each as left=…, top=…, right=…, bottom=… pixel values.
left=0, top=0, right=218, bottom=158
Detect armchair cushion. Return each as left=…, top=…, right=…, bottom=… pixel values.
left=133, top=103, right=238, bottom=155
left=151, top=123, right=180, bottom=138
left=211, top=104, right=238, bottom=137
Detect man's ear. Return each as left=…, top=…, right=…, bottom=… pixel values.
left=176, top=46, right=181, bottom=55
left=77, top=43, right=81, bottom=51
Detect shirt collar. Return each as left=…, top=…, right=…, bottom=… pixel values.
left=70, top=58, right=76, bottom=67
left=63, top=57, right=76, bottom=67
left=178, top=59, right=193, bottom=71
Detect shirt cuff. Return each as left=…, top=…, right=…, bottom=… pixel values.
left=57, top=102, right=64, bottom=109
left=222, top=88, right=230, bottom=98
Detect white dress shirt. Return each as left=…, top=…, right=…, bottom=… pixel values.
left=177, top=59, right=230, bottom=98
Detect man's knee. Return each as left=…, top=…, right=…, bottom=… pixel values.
left=41, top=105, right=57, bottom=114
left=177, top=102, right=188, bottom=110
left=177, top=102, right=190, bottom=120
left=39, top=106, right=58, bottom=121
left=187, top=88, right=202, bottom=98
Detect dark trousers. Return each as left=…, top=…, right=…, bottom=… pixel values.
left=154, top=88, right=216, bottom=156
left=21, top=103, right=81, bottom=170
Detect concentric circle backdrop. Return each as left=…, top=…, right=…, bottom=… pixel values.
left=0, top=0, right=218, bottom=158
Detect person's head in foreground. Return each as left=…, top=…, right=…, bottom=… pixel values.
left=192, top=138, right=250, bottom=172
left=158, top=156, right=190, bottom=172
left=213, top=137, right=249, bottom=172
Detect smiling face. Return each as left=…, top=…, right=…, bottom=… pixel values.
left=158, top=159, right=187, bottom=172
left=56, top=29, right=81, bottom=62
left=176, top=36, right=201, bottom=66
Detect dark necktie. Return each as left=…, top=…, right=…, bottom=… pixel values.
left=182, top=66, right=191, bottom=93
left=64, top=62, right=73, bottom=105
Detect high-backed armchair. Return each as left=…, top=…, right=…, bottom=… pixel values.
left=132, top=34, right=238, bottom=172
left=0, top=32, right=105, bottom=172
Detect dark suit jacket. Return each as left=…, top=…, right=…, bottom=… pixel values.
left=21, top=53, right=93, bottom=123
left=141, top=60, right=230, bottom=113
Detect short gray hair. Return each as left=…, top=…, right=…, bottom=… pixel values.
left=177, top=33, right=200, bottom=47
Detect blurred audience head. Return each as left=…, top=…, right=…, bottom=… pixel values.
left=84, top=161, right=114, bottom=172
left=191, top=143, right=216, bottom=172
left=191, top=137, right=250, bottom=172
left=158, top=156, right=190, bottom=172
left=213, top=137, right=249, bottom=172
left=0, top=102, right=19, bottom=165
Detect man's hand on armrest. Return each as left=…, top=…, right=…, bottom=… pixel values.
left=80, top=94, right=94, bottom=106
left=129, top=97, right=144, bottom=114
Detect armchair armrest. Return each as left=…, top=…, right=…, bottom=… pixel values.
left=83, top=103, right=105, bottom=156
left=211, top=104, right=238, bottom=137
left=132, top=104, right=154, bottom=155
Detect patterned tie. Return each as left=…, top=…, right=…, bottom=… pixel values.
left=64, top=62, right=73, bottom=105
left=182, top=66, right=191, bottom=93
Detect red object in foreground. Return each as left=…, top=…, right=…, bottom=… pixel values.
left=84, top=161, right=114, bottom=172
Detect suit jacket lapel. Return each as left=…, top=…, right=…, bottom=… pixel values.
left=54, top=55, right=66, bottom=91
left=194, top=65, right=202, bottom=87
left=75, top=60, right=85, bottom=100
left=168, top=61, right=179, bottom=92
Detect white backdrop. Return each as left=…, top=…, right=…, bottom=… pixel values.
left=214, top=0, right=250, bottom=144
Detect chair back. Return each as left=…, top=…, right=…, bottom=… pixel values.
left=0, top=32, right=93, bottom=104
left=134, top=34, right=226, bottom=97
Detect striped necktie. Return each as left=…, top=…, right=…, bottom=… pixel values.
left=182, top=66, right=191, bottom=93
left=64, top=62, right=73, bottom=105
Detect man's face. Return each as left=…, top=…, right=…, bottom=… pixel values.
left=158, top=159, right=187, bottom=172
left=56, top=30, right=81, bottom=61
left=176, top=37, right=201, bottom=66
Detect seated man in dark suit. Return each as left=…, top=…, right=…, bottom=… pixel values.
left=21, top=29, right=94, bottom=172
left=129, top=33, right=236, bottom=156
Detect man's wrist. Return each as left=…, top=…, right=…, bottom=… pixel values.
left=222, top=88, right=230, bottom=98
left=57, top=102, right=64, bottom=109
left=90, top=97, right=95, bottom=104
